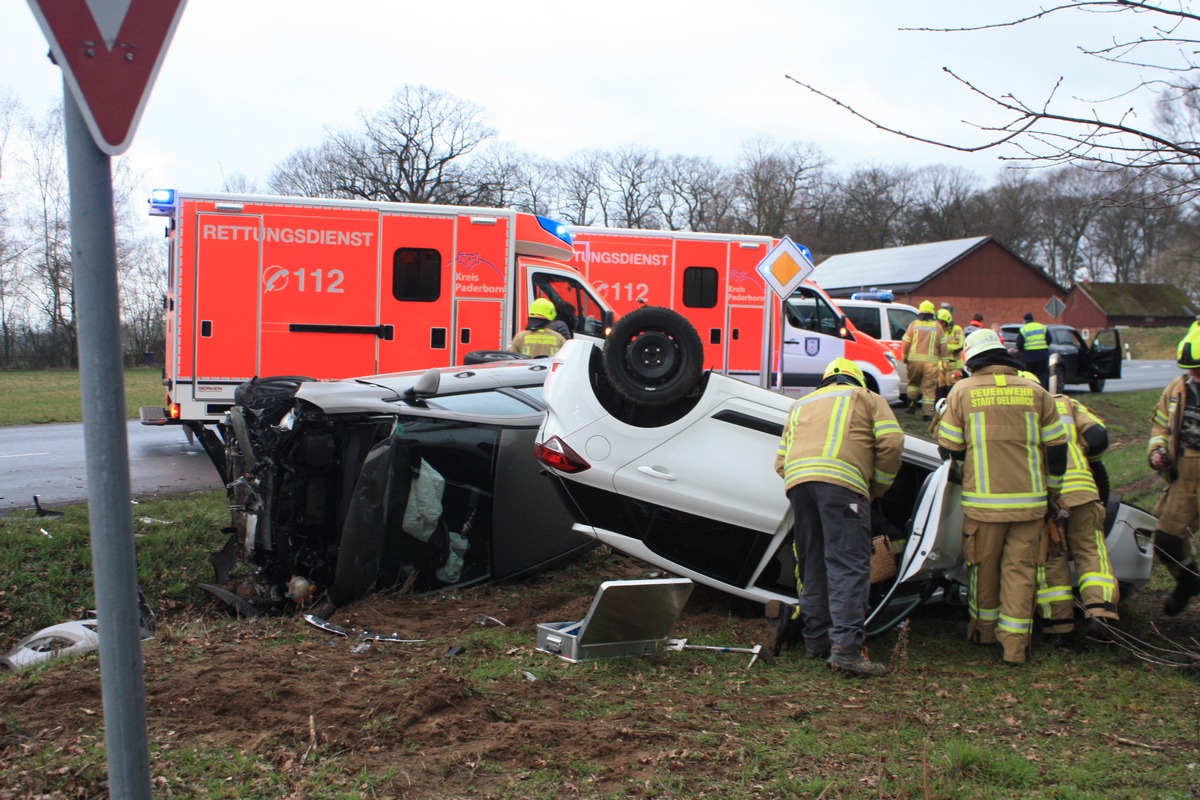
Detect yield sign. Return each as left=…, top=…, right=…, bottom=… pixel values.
left=26, top=0, right=187, bottom=155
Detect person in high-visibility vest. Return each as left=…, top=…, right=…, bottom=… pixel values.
left=1147, top=321, right=1200, bottom=615
left=936, top=308, right=964, bottom=401
left=769, top=358, right=903, bottom=677
left=1017, top=312, right=1051, bottom=388
left=937, top=329, right=1067, bottom=666
left=1034, top=384, right=1120, bottom=645
left=508, top=297, right=566, bottom=357
left=900, top=300, right=948, bottom=421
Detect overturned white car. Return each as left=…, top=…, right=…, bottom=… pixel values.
left=533, top=308, right=1155, bottom=633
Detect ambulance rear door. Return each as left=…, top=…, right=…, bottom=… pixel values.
left=377, top=209, right=458, bottom=370
left=193, top=212, right=261, bottom=393
left=725, top=239, right=772, bottom=378
left=673, top=238, right=727, bottom=372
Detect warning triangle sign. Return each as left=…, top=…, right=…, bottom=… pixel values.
left=26, top=0, right=187, bottom=155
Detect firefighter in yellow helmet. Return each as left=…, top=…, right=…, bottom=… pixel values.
left=1034, top=382, right=1120, bottom=644
left=508, top=297, right=566, bottom=357
left=936, top=307, right=964, bottom=401
left=901, top=300, right=949, bottom=420
left=936, top=330, right=1067, bottom=665
left=1146, top=321, right=1200, bottom=615
left=770, top=357, right=904, bottom=677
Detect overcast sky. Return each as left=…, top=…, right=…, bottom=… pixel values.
left=2, top=1, right=1159, bottom=216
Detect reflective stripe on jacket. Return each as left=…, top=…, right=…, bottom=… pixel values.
left=1055, top=394, right=1103, bottom=506
left=902, top=318, right=947, bottom=364
left=942, top=323, right=965, bottom=370
left=775, top=384, right=904, bottom=500
left=936, top=367, right=1067, bottom=521
left=509, top=328, right=565, bottom=357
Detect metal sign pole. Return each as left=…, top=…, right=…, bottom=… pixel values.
left=63, top=83, right=153, bottom=800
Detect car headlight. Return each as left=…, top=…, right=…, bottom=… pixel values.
left=884, top=351, right=897, bottom=368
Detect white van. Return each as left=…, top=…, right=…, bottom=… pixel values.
left=835, top=298, right=919, bottom=360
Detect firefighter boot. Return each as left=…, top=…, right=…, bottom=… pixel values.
left=829, top=645, right=888, bottom=677
left=1154, top=531, right=1200, bottom=616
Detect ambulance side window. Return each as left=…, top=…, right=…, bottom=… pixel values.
left=682, top=267, right=718, bottom=309
left=393, top=248, right=441, bottom=302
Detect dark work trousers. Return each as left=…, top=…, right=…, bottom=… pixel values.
left=1021, top=352, right=1050, bottom=389
left=788, top=481, right=873, bottom=657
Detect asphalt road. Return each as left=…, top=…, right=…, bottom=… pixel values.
left=0, top=421, right=223, bottom=514
left=0, top=359, right=1180, bottom=515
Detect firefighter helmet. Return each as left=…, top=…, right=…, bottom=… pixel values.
left=918, top=300, right=936, bottom=314
left=1178, top=321, right=1200, bottom=369
left=822, top=357, right=865, bottom=388
left=529, top=297, right=557, bottom=320
left=962, top=328, right=1006, bottom=364
left=936, top=308, right=953, bottom=324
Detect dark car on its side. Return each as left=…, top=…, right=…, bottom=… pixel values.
left=999, top=324, right=1122, bottom=392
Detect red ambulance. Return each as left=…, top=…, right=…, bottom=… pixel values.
left=142, top=190, right=614, bottom=430
left=569, top=227, right=901, bottom=400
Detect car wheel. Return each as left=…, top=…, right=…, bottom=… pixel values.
left=602, top=306, right=704, bottom=407
left=1089, top=379, right=1106, bottom=393
left=463, top=350, right=524, bottom=365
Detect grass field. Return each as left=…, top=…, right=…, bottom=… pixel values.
left=0, top=367, right=165, bottom=426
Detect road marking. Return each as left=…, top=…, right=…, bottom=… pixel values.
left=0, top=452, right=49, bottom=459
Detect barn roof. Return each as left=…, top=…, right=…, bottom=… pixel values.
left=813, top=237, right=990, bottom=293
left=1074, top=282, right=1198, bottom=318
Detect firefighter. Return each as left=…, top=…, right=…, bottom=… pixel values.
left=936, top=329, right=1067, bottom=666
left=1016, top=312, right=1051, bottom=389
left=508, top=297, right=566, bottom=357
left=1146, top=322, right=1200, bottom=615
left=770, top=357, right=904, bottom=677
left=901, top=300, right=948, bottom=420
left=1035, top=383, right=1120, bottom=644
left=936, top=308, right=964, bottom=401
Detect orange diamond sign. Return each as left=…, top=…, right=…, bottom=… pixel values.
left=756, top=237, right=814, bottom=299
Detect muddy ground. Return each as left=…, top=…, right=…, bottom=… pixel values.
left=3, top=547, right=1197, bottom=800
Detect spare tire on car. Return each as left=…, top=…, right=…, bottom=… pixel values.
left=463, top=350, right=525, bottom=365
left=601, top=306, right=704, bottom=407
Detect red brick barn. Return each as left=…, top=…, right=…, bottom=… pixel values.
left=1063, top=282, right=1197, bottom=330
left=814, top=237, right=1067, bottom=329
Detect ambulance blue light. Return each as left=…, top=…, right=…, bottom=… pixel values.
left=851, top=290, right=894, bottom=302
left=536, top=215, right=573, bottom=246
left=148, top=189, right=176, bottom=216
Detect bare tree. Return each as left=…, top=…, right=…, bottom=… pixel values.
left=900, top=165, right=987, bottom=242
left=975, top=169, right=1046, bottom=257
left=653, top=154, right=732, bottom=232
left=0, top=89, right=28, bottom=366
left=267, top=142, right=348, bottom=198
left=820, top=165, right=918, bottom=251
left=556, top=150, right=608, bottom=226
left=601, top=145, right=663, bottom=229
left=1087, top=170, right=1181, bottom=281
left=729, top=136, right=829, bottom=238
left=788, top=2, right=1200, bottom=206
left=20, top=104, right=74, bottom=367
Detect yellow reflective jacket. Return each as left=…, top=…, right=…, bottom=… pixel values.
left=1148, top=374, right=1199, bottom=476
left=902, top=317, right=948, bottom=364
left=509, top=326, right=565, bottom=357
left=774, top=382, right=904, bottom=500
left=936, top=366, right=1067, bottom=521
left=941, top=323, right=964, bottom=370
left=1054, top=394, right=1105, bottom=507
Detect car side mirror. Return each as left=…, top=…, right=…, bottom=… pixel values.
left=404, top=368, right=441, bottom=401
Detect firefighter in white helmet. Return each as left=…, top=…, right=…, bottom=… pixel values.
left=769, top=357, right=904, bottom=677
left=508, top=297, right=566, bottom=358
left=936, top=329, right=1067, bottom=665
